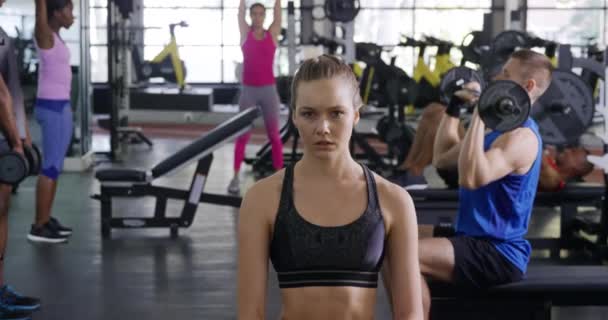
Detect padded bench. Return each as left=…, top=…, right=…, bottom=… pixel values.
left=93, top=108, right=259, bottom=238
left=96, top=169, right=148, bottom=183
left=430, top=265, right=608, bottom=319
left=409, top=186, right=608, bottom=260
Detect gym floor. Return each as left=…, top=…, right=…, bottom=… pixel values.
left=4, top=124, right=608, bottom=319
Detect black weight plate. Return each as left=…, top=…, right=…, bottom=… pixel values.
left=479, top=80, right=530, bottom=132
left=0, top=153, right=28, bottom=184
left=491, top=30, right=530, bottom=56
left=439, top=66, right=485, bottom=105
left=22, top=145, right=36, bottom=176
left=376, top=116, right=390, bottom=142
left=532, top=70, right=595, bottom=146
left=31, top=144, right=42, bottom=175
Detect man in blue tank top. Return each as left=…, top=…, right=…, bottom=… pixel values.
left=416, top=50, right=553, bottom=317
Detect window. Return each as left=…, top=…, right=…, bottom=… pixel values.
left=526, top=0, right=607, bottom=47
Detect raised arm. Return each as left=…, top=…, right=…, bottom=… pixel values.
left=268, top=0, right=282, bottom=41
left=432, top=114, right=462, bottom=169
left=458, top=108, right=538, bottom=189
left=238, top=0, right=250, bottom=45
left=34, top=0, right=54, bottom=49
left=237, top=183, right=271, bottom=320
left=380, top=182, right=423, bottom=320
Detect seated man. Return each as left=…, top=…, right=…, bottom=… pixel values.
left=391, top=90, right=593, bottom=192
left=416, top=49, right=551, bottom=318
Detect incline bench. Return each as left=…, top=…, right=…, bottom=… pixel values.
left=430, top=265, right=608, bottom=319
left=409, top=187, right=608, bottom=260
left=92, top=108, right=259, bottom=238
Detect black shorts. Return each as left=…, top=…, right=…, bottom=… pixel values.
left=437, top=168, right=459, bottom=189
left=448, top=236, right=523, bottom=288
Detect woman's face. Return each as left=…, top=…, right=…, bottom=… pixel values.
left=292, top=77, right=359, bottom=160
left=250, top=6, right=265, bottom=29
left=54, top=2, right=75, bottom=29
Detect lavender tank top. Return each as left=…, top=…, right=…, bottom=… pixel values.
left=36, top=32, right=71, bottom=100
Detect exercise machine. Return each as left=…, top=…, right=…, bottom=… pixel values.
left=131, top=21, right=188, bottom=91
left=98, top=0, right=153, bottom=162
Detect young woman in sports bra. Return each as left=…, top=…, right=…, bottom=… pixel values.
left=228, top=0, right=284, bottom=194
left=238, top=55, right=423, bottom=319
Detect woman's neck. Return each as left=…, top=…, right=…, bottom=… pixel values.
left=297, top=153, right=360, bottom=180
left=49, top=20, right=62, bottom=33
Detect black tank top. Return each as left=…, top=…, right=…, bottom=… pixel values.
left=269, top=163, right=386, bottom=288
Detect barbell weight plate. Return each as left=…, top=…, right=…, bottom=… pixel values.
left=532, top=70, right=595, bottom=146
left=478, top=80, right=531, bottom=132
left=376, top=116, right=391, bottom=142
left=0, top=153, right=28, bottom=185
left=491, top=30, right=531, bottom=56
left=482, top=30, right=531, bottom=82
left=439, top=66, right=485, bottom=105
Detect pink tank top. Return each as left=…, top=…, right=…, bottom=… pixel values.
left=241, top=30, right=276, bottom=86
left=36, top=33, right=72, bottom=100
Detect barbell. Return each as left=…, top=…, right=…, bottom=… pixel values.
left=440, top=66, right=595, bottom=143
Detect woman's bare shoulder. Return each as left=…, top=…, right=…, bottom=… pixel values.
left=241, top=169, right=286, bottom=217
left=370, top=172, right=416, bottom=231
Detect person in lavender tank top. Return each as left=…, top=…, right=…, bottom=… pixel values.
left=228, top=0, right=284, bottom=195
left=28, top=0, right=75, bottom=244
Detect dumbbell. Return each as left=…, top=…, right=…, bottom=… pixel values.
left=440, top=66, right=531, bottom=132
left=439, top=66, right=485, bottom=106
left=477, top=80, right=531, bottom=132
left=22, top=143, right=42, bottom=176
left=0, top=149, right=29, bottom=185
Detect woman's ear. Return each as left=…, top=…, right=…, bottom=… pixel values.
left=353, top=106, right=361, bottom=125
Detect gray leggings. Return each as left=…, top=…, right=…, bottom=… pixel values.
left=234, top=84, right=283, bottom=171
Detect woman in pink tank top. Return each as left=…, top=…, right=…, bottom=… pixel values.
left=29, top=0, right=75, bottom=244
left=228, top=0, right=284, bottom=194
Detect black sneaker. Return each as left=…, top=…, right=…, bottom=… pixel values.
left=389, top=170, right=428, bottom=190
left=0, top=285, right=40, bottom=313
left=48, top=217, right=72, bottom=236
left=27, top=223, right=68, bottom=243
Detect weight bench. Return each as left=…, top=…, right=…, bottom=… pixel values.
left=410, top=185, right=607, bottom=260
left=430, top=265, right=608, bottom=320
left=92, top=108, right=259, bottom=238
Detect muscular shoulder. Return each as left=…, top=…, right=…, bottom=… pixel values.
left=495, top=127, right=538, bottom=148
left=372, top=173, right=416, bottom=235
left=240, top=169, right=285, bottom=223
left=493, top=127, right=539, bottom=159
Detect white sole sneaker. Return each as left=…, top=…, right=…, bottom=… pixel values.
left=27, top=234, right=68, bottom=243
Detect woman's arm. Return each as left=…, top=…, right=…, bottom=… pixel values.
left=237, top=183, right=272, bottom=320
left=268, top=0, right=282, bottom=42
left=238, top=0, right=250, bottom=45
left=383, top=184, right=424, bottom=320
left=34, top=0, right=54, bottom=49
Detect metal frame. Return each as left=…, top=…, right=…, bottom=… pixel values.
left=96, top=153, right=241, bottom=238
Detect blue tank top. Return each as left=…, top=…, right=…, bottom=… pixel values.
left=455, top=118, right=542, bottom=273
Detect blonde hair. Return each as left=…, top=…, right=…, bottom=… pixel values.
left=290, top=54, right=362, bottom=110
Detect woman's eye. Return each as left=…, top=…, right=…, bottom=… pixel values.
left=331, top=111, right=344, bottom=118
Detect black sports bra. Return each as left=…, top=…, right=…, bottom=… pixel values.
left=269, top=163, right=386, bottom=288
